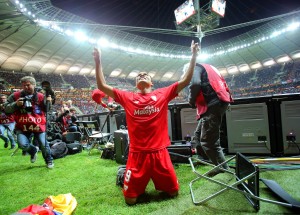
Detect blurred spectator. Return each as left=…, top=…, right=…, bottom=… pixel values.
left=0, top=94, right=17, bottom=149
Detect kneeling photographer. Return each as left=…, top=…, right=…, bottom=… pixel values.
left=55, top=107, right=78, bottom=133
left=4, top=76, right=54, bottom=169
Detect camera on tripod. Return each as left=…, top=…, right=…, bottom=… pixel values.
left=20, top=95, right=33, bottom=112
left=108, top=103, right=120, bottom=110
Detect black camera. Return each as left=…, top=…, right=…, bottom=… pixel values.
left=20, top=95, right=33, bottom=112
left=41, top=81, right=55, bottom=105
left=108, top=103, right=120, bottom=110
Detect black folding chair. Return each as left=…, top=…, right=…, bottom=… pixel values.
left=189, top=152, right=300, bottom=212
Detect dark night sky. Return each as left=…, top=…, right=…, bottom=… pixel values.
left=51, top=0, right=300, bottom=47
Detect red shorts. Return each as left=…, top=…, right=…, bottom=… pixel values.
left=123, top=148, right=179, bottom=198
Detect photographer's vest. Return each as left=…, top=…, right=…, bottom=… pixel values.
left=13, top=91, right=46, bottom=133
left=0, top=110, right=15, bottom=124
left=59, top=115, right=69, bottom=132
left=195, top=64, right=233, bottom=120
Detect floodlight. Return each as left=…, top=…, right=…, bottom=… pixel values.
left=162, top=72, right=174, bottom=79
left=227, top=66, right=238, bottom=75
left=291, top=51, right=300, bottom=59
left=277, top=56, right=291, bottom=63
left=110, top=69, right=122, bottom=77
left=98, top=38, right=109, bottom=47
left=65, top=29, right=74, bottom=36
left=263, top=59, right=275, bottom=67
left=250, top=62, right=262, bottom=69
left=128, top=70, right=139, bottom=78
left=287, top=22, right=300, bottom=31
left=75, top=31, right=88, bottom=42
left=239, top=64, right=250, bottom=72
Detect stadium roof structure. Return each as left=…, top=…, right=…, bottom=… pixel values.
left=0, top=0, right=300, bottom=82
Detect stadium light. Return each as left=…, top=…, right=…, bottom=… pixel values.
left=162, top=72, right=174, bottom=79
left=148, top=71, right=156, bottom=78
left=80, top=68, right=91, bottom=75
left=110, top=42, right=119, bottom=49
left=65, top=29, right=74, bottom=37
left=227, top=66, right=239, bottom=75
left=74, top=31, right=88, bottom=42
left=98, top=38, right=109, bottom=47
left=263, top=59, right=275, bottom=66
left=110, top=69, right=122, bottom=77
left=239, top=64, right=250, bottom=72
left=128, top=70, right=139, bottom=78
left=250, top=62, right=262, bottom=69
left=198, top=53, right=209, bottom=60
left=291, top=51, right=300, bottom=59
left=88, top=38, right=97, bottom=44
left=69, top=66, right=80, bottom=73
left=38, top=19, right=50, bottom=27
left=219, top=68, right=228, bottom=76
left=10, top=0, right=300, bottom=65
left=276, top=55, right=291, bottom=63
left=287, top=22, right=300, bottom=31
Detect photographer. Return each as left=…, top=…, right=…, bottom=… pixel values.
left=56, top=107, right=78, bottom=133
left=0, top=94, right=16, bottom=149
left=5, top=76, right=54, bottom=169
left=41, top=81, right=56, bottom=105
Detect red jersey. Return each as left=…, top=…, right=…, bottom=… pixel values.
left=113, top=82, right=178, bottom=152
left=13, top=91, right=47, bottom=133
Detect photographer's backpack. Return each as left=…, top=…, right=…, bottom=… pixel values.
left=116, top=165, right=126, bottom=188
left=50, top=140, right=68, bottom=159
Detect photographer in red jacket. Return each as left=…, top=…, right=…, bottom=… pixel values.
left=188, top=63, right=233, bottom=177
left=5, top=76, right=54, bottom=169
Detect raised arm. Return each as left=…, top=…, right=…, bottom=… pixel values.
left=93, top=48, right=115, bottom=99
left=177, top=40, right=199, bottom=93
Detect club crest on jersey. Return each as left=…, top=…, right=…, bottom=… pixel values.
left=151, top=96, right=157, bottom=101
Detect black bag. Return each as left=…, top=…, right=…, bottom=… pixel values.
left=51, top=141, right=68, bottom=159
left=66, top=143, right=82, bottom=155
left=114, top=130, right=129, bottom=164
left=49, top=139, right=62, bottom=147
left=101, top=148, right=115, bottom=160
left=116, top=165, right=126, bottom=187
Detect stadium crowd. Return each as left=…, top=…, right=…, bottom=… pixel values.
left=0, top=60, right=299, bottom=115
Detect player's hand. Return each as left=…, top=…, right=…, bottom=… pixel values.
left=93, top=48, right=101, bottom=64
left=191, top=40, right=200, bottom=55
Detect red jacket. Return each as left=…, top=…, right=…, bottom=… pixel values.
left=192, top=64, right=233, bottom=120
left=13, top=91, right=47, bottom=132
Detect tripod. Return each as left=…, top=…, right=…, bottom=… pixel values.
left=87, top=111, right=113, bottom=155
